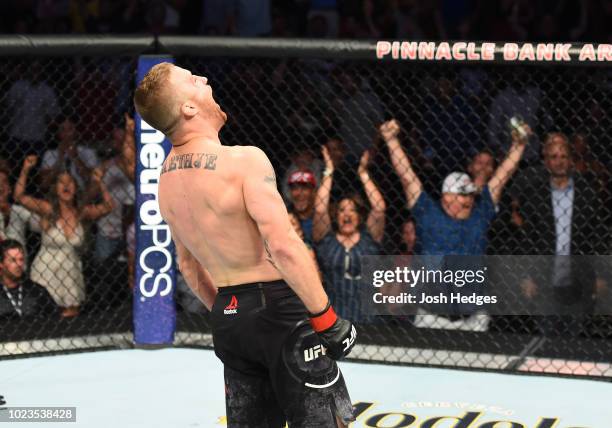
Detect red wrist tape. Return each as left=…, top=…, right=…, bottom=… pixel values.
left=309, top=304, right=337, bottom=332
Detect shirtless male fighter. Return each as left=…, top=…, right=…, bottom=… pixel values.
left=134, top=63, right=357, bottom=427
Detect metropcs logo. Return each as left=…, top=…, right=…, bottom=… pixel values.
left=137, top=119, right=173, bottom=300
left=224, top=296, right=238, bottom=315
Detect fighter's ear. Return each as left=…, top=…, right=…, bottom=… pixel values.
left=181, top=100, right=198, bottom=118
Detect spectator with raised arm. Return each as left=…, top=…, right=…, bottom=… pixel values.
left=382, top=118, right=528, bottom=328
left=90, top=114, right=136, bottom=303
left=313, top=146, right=385, bottom=322
left=14, top=156, right=114, bottom=318
left=383, top=118, right=527, bottom=255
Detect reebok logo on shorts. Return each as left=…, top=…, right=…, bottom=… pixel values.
left=224, top=295, right=239, bottom=315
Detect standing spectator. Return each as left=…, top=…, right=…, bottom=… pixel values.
left=227, top=0, right=271, bottom=36
left=94, top=115, right=135, bottom=264
left=467, top=150, right=496, bottom=192
left=91, top=116, right=135, bottom=303
left=0, top=240, right=55, bottom=320
left=14, top=156, right=114, bottom=318
left=383, top=118, right=527, bottom=255
left=512, top=133, right=607, bottom=319
left=382, top=118, right=528, bottom=325
left=40, top=117, right=100, bottom=191
left=313, top=147, right=385, bottom=322
left=281, top=147, right=323, bottom=203
left=287, top=169, right=317, bottom=245
left=4, top=61, right=60, bottom=159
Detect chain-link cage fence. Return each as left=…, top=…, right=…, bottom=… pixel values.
left=0, top=37, right=611, bottom=380
left=0, top=40, right=145, bottom=356
left=172, top=43, right=612, bottom=379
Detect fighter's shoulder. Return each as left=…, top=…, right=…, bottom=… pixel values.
left=227, top=146, right=271, bottom=168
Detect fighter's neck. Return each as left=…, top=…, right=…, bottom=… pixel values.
left=170, top=133, right=221, bottom=148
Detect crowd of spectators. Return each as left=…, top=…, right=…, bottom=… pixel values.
left=0, top=111, right=135, bottom=320
left=2, top=0, right=612, bottom=43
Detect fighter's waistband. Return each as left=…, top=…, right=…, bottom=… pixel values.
left=217, top=279, right=288, bottom=295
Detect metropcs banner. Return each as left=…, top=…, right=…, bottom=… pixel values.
left=376, top=41, right=612, bottom=63
left=134, top=55, right=176, bottom=345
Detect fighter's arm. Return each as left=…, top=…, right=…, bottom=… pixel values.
left=488, top=126, right=530, bottom=205
left=172, top=230, right=217, bottom=311
left=241, top=147, right=328, bottom=314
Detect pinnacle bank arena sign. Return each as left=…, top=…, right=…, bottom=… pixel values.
left=376, top=41, right=612, bottom=63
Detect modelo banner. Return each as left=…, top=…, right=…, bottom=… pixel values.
left=134, top=55, right=176, bottom=345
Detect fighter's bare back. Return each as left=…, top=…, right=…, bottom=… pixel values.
left=158, top=139, right=282, bottom=288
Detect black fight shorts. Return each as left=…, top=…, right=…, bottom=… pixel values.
left=210, top=280, right=355, bottom=427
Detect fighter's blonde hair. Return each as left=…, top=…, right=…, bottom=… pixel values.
left=133, top=62, right=180, bottom=135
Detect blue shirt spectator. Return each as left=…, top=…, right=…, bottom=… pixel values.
left=412, top=186, right=496, bottom=255
left=382, top=118, right=529, bottom=319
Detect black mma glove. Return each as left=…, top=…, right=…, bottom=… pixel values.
left=309, top=300, right=357, bottom=360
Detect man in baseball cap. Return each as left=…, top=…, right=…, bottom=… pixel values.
left=288, top=169, right=317, bottom=245
left=380, top=118, right=529, bottom=255
left=440, top=172, right=479, bottom=220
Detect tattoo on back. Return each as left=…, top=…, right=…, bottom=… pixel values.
left=161, top=153, right=218, bottom=175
